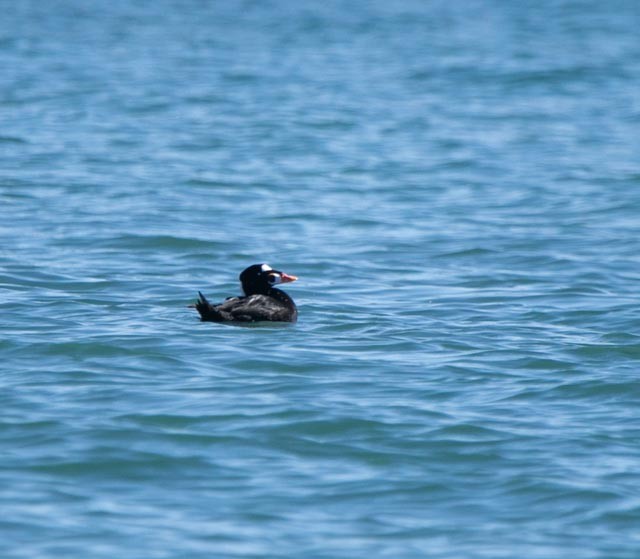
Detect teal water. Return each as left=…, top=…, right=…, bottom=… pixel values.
left=2, top=1, right=640, bottom=557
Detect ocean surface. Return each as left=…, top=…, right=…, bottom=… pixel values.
left=2, top=1, right=640, bottom=557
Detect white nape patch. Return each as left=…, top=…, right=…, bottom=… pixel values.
left=260, top=264, right=272, bottom=272
left=239, top=281, right=246, bottom=296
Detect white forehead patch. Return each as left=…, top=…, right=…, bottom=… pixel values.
left=261, top=264, right=272, bottom=272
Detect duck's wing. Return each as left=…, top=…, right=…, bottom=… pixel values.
left=194, top=293, right=295, bottom=323
left=223, top=294, right=295, bottom=322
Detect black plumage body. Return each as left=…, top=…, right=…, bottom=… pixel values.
left=195, top=291, right=297, bottom=323
left=193, top=264, right=298, bottom=324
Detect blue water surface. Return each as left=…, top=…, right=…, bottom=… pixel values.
left=2, top=1, right=640, bottom=558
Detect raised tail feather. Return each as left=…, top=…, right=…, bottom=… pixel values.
left=193, top=291, right=222, bottom=322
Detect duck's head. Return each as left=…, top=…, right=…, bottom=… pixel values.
left=239, top=263, right=298, bottom=295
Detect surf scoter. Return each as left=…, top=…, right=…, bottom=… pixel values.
left=193, top=263, right=298, bottom=323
